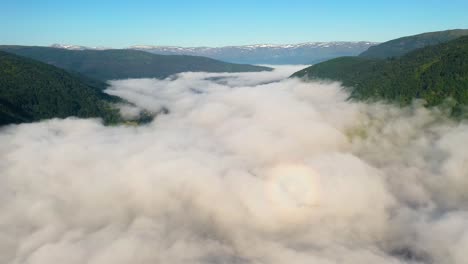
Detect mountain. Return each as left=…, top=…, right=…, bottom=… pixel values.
left=359, top=29, right=468, bottom=58
left=50, top=43, right=111, bottom=50
left=129, top=42, right=377, bottom=64
left=0, top=46, right=272, bottom=81
left=0, top=50, right=121, bottom=126
left=291, top=36, right=468, bottom=114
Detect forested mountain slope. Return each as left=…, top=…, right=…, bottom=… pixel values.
left=292, top=36, right=468, bottom=113
left=0, top=51, right=120, bottom=125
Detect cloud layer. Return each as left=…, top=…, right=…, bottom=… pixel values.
left=1, top=66, right=468, bottom=263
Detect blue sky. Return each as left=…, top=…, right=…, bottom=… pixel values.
left=2, top=0, right=468, bottom=47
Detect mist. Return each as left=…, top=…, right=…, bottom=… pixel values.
left=1, top=65, right=468, bottom=264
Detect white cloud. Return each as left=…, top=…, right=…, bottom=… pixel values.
left=1, top=66, right=468, bottom=263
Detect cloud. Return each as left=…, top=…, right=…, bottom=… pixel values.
left=1, top=66, right=468, bottom=263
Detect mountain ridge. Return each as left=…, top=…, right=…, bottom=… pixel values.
left=0, top=46, right=272, bottom=81
left=49, top=41, right=378, bottom=50
left=48, top=41, right=378, bottom=65
left=359, top=29, right=468, bottom=58
left=129, top=41, right=377, bottom=50
left=129, top=41, right=377, bottom=64
left=291, top=35, right=468, bottom=115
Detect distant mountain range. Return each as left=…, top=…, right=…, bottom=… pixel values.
left=3, top=29, right=468, bottom=126
left=50, top=42, right=378, bottom=65
left=292, top=29, right=468, bottom=115
left=0, top=46, right=272, bottom=81
left=50, top=44, right=111, bottom=50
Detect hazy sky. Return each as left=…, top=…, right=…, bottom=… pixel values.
left=2, top=0, right=468, bottom=47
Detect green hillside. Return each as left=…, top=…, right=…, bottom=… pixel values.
left=0, top=51, right=121, bottom=126
left=359, top=29, right=468, bottom=58
left=0, top=46, right=272, bottom=81
left=292, top=36, right=468, bottom=114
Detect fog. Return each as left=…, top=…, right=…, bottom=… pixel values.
left=1, top=66, right=468, bottom=263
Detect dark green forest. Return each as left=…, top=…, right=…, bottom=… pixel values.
left=0, top=46, right=272, bottom=81
left=292, top=35, right=468, bottom=115
left=0, top=51, right=121, bottom=126
left=359, top=29, right=468, bottom=58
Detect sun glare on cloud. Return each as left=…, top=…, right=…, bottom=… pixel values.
left=265, top=163, right=321, bottom=224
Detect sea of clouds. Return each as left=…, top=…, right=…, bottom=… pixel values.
left=1, top=66, right=468, bottom=263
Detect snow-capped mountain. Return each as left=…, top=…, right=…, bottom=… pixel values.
left=50, top=44, right=111, bottom=50
left=129, top=42, right=378, bottom=64
left=50, top=41, right=378, bottom=64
